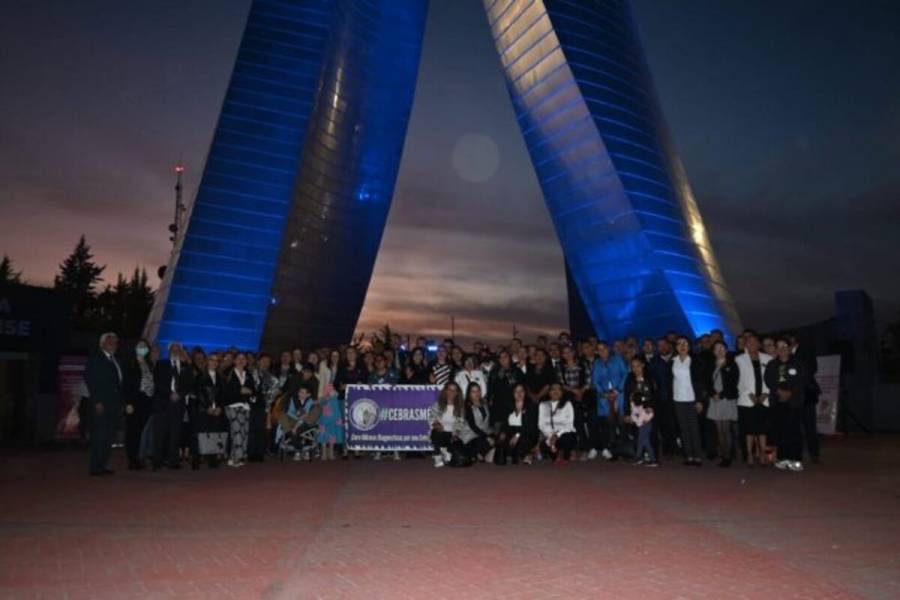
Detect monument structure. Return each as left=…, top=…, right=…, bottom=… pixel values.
left=145, top=0, right=741, bottom=351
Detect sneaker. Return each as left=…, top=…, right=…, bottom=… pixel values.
left=644, top=461, right=659, bottom=468
left=587, top=449, right=598, bottom=460
left=227, top=459, right=236, bottom=467
left=293, top=452, right=301, bottom=462
left=774, top=460, right=790, bottom=470
left=484, top=448, right=495, bottom=464
left=601, top=448, right=613, bottom=460
left=373, top=452, right=382, bottom=461
left=523, top=455, right=533, bottom=466
left=440, top=448, right=452, bottom=463
left=392, top=451, right=401, bottom=461
left=432, top=455, right=445, bottom=468
left=788, top=461, right=804, bottom=472
left=579, top=453, right=590, bottom=462
left=632, top=458, right=645, bottom=466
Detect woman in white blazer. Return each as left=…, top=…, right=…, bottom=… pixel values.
left=735, top=333, right=772, bottom=467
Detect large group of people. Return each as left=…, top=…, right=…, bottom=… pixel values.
left=82, top=326, right=822, bottom=476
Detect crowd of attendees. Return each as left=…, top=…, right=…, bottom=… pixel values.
left=83, top=327, right=822, bottom=476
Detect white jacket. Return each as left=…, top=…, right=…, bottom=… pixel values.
left=538, top=400, right=575, bottom=439
left=736, top=352, right=772, bottom=407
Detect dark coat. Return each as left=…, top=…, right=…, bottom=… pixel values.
left=85, top=351, right=123, bottom=411
left=710, top=359, right=740, bottom=401
left=501, top=405, right=538, bottom=440
left=152, top=359, right=194, bottom=413
left=222, top=368, right=256, bottom=407
left=487, top=366, right=522, bottom=425
left=624, top=372, right=659, bottom=411
left=764, top=355, right=807, bottom=409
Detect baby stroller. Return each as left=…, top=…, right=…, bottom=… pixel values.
left=271, top=394, right=322, bottom=462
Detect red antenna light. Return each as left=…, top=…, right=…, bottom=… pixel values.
left=175, top=164, right=185, bottom=173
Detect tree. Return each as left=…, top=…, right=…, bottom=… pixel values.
left=94, top=267, right=155, bottom=338
left=0, top=255, right=24, bottom=285
left=54, top=235, right=106, bottom=329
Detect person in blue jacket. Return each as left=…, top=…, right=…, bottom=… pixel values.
left=591, top=341, right=628, bottom=460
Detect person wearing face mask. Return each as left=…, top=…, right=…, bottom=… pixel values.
left=151, top=342, right=195, bottom=471
left=122, top=338, right=155, bottom=470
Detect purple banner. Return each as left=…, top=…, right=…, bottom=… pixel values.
left=345, top=384, right=441, bottom=451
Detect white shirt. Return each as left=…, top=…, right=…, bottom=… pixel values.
left=507, top=411, right=523, bottom=428
left=235, top=369, right=247, bottom=386
left=672, top=355, right=695, bottom=402
left=439, top=404, right=457, bottom=432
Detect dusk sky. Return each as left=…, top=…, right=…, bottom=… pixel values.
left=2, top=0, right=899, bottom=342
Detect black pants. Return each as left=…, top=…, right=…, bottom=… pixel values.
left=464, top=436, right=493, bottom=459
left=772, top=403, right=803, bottom=462
left=494, top=433, right=536, bottom=464
left=541, top=431, right=577, bottom=460
left=674, top=402, right=703, bottom=460
left=594, top=414, right=616, bottom=451
left=247, top=407, right=268, bottom=461
left=153, top=400, right=184, bottom=467
left=124, top=405, right=150, bottom=466
left=801, top=402, right=820, bottom=460
left=89, top=405, right=117, bottom=474
left=572, top=404, right=593, bottom=450
left=656, top=399, right=679, bottom=455
left=430, top=430, right=462, bottom=455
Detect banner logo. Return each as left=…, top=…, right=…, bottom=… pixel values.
left=349, top=397, right=380, bottom=431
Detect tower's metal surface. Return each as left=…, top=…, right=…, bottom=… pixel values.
left=485, top=0, right=741, bottom=342
left=145, top=0, right=428, bottom=351
left=146, top=0, right=740, bottom=351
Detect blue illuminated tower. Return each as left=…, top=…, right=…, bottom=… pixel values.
left=485, top=0, right=740, bottom=342
left=145, top=0, right=740, bottom=351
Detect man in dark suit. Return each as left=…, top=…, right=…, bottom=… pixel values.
left=789, top=333, right=821, bottom=463
left=648, top=337, right=676, bottom=457
left=84, top=332, right=123, bottom=476
left=152, top=342, right=194, bottom=470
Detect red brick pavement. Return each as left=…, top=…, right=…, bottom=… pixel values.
left=1, top=436, right=898, bottom=599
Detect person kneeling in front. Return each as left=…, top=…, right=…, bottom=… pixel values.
left=539, top=383, right=578, bottom=464
left=459, top=382, right=496, bottom=463
left=495, top=384, right=538, bottom=465
left=429, top=382, right=464, bottom=468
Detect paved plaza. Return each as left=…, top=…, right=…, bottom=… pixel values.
left=1, top=436, right=898, bottom=599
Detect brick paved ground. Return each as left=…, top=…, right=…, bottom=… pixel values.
left=1, top=436, right=898, bottom=599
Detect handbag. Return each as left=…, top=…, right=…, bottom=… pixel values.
left=449, top=450, right=473, bottom=468
left=198, top=432, right=228, bottom=455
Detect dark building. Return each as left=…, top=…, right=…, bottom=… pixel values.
left=0, top=284, right=69, bottom=442
left=145, top=0, right=741, bottom=352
